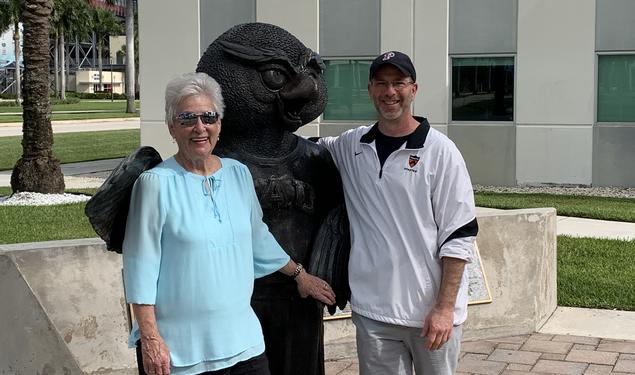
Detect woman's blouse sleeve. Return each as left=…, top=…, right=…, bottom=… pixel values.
left=241, top=167, right=290, bottom=278
left=122, top=172, right=165, bottom=304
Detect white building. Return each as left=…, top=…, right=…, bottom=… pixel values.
left=138, top=0, right=635, bottom=187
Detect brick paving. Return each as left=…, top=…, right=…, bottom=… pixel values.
left=324, top=333, right=635, bottom=374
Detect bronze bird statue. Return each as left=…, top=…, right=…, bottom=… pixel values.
left=196, top=22, right=349, bottom=375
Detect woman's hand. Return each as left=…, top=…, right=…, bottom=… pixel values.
left=295, top=270, right=336, bottom=305
left=140, top=334, right=171, bottom=375
left=132, top=304, right=170, bottom=375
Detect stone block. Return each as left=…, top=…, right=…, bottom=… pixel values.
left=597, top=341, right=635, bottom=354
left=506, top=363, right=532, bottom=371
left=464, top=209, right=557, bottom=340
left=572, top=344, right=596, bottom=351
left=565, top=349, right=618, bottom=365
left=522, top=338, right=573, bottom=354
left=0, top=239, right=136, bottom=374
left=542, top=353, right=567, bottom=360
left=614, top=358, right=635, bottom=373
left=457, top=356, right=507, bottom=375
left=461, top=340, right=497, bottom=354
left=583, top=364, right=613, bottom=374
left=552, top=334, right=600, bottom=346
left=488, top=349, right=541, bottom=365
left=532, top=359, right=587, bottom=374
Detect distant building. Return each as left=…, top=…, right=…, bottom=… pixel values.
left=138, top=0, right=635, bottom=187
left=0, top=24, right=22, bottom=66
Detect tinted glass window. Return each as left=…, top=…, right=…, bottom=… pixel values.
left=452, top=57, right=514, bottom=121
left=597, top=55, right=635, bottom=122
left=323, top=59, right=376, bottom=121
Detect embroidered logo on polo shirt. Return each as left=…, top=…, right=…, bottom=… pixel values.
left=408, top=155, right=420, bottom=168
left=404, top=154, right=420, bottom=173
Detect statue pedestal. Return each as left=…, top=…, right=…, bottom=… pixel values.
left=0, top=207, right=557, bottom=371
left=0, top=239, right=136, bottom=374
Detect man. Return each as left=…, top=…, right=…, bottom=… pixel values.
left=318, top=51, right=478, bottom=375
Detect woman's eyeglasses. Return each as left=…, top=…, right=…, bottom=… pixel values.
left=176, top=111, right=219, bottom=127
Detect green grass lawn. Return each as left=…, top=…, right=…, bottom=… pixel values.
left=0, top=186, right=97, bottom=243
left=0, top=100, right=140, bottom=123
left=1, top=196, right=632, bottom=311
left=0, top=100, right=140, bottom=113
left=0, top=129, right=140, bottom=170
left=558, top=236, right=635, bottom=311
left=475, top=192, right=635, bottom=222
left=0, top=111, right=140, bottom=123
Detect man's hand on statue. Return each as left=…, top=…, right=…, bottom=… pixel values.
left=141, top=334, right=171, bottom=375
left=420, top=305, right=454, bottom=351
left=295, top=271, right=336, bottom=305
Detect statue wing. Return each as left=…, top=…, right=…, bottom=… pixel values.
left=85, top=146, right=163, bottom=253
left=308, top=204, right=351, bottom=315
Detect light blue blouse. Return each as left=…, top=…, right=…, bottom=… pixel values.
left=122, top=157, right=290, bottom=374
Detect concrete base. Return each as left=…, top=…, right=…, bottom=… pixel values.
left=0, top=239, right=136, bottom=375
left=463, top=208, right=558, bottom=340
left=0, top=208, right=557, bottom=371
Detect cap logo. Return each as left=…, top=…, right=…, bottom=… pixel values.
left=382, top=52, right=395, bottom=61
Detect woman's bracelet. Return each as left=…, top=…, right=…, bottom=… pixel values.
left=291, top=263, right=304, bottom=279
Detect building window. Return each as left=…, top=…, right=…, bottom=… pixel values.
left=451, top=57, right=514, bottom=121
left=597, top=54, right=635, bottom=122
left=323, top=59, right=375, bottom=121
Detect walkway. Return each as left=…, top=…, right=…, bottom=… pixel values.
left=0, top=118, right=139, bottom=137
left=323, top=329, right=635, bottom=374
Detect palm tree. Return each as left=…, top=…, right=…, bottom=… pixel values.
left=11, top=0, right=65, bottom=193
left=0, top=0, right=23, bottom=105
left=124, top=0, right=135, bottom=113
left=91, top=7, right=122, bottom=92
left=51, top=0, right=92, bottom=99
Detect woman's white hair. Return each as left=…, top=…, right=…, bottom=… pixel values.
left=164, top=72, right=225, bottom=126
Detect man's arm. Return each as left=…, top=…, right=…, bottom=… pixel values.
left=420, top=256, right=467, bottom=351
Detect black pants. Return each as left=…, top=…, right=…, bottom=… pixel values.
left=136, top=342, right=270, bottom=375
left=251, top=294, right=325, bottom=375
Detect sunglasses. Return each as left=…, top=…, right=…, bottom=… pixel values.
left=175, top=111, right=219, bottom=127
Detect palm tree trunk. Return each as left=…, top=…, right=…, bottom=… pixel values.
left=12, top=20, right=21, bottom=105
left=53, top=32, right=59, bottom=96
left=125, top=0, right=135, bottom=113
left=60, top=31, right=66, bottom=100
left=11, top=0, right=65, bottom=194
left=98, top=40, right=103, bottom=91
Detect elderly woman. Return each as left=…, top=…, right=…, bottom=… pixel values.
left=123, top=72, right=335, bottom=375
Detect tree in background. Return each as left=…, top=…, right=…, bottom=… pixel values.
left=0, top=0, right=24, bottom=105
left=91, top=7, right=122, bottom=92
left=51, top=0, right=93, bottom=100
left=11, top=0, right=65, bottom=193
left=124, top=0, right=135, bottom=113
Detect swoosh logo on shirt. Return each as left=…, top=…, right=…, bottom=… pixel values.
left=354, top=151, right=362, bottom=156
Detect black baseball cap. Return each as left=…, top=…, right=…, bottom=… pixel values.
left=369, top=51, right=416, bottom=82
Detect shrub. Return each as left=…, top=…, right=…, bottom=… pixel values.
left=76, top=92, right=127, bottom=100
left=51, top=97, right=81, bottom=105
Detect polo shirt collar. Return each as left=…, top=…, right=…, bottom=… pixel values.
left=360, top=116, right=431, bottom=149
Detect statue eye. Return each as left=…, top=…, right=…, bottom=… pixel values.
left=261, top=69, right=287, bottom=91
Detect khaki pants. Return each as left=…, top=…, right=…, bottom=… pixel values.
left=353, top=312, right=462, bottom=375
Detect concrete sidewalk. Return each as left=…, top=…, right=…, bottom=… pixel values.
left=0, top=118, right=139, bottom=137
left=324, top=330, right=635, bottom=374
